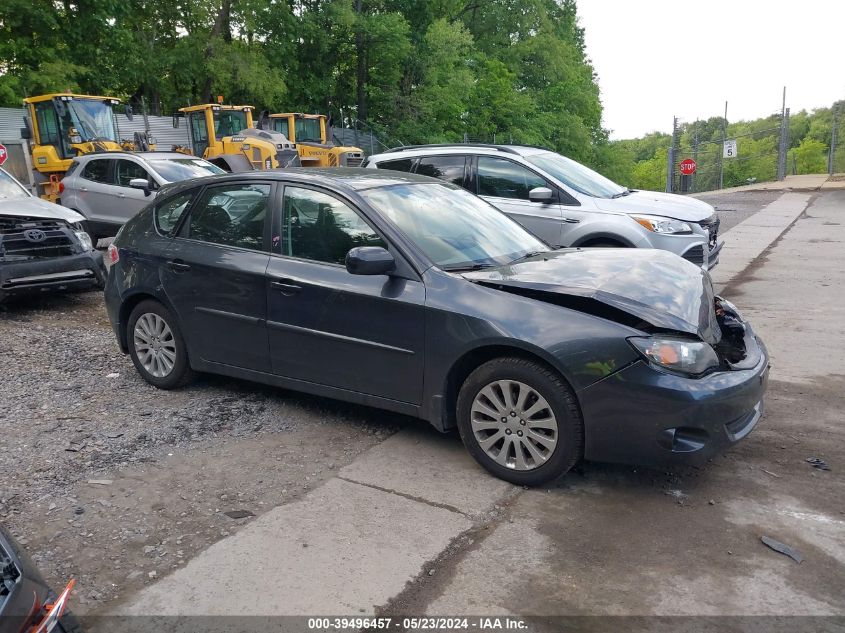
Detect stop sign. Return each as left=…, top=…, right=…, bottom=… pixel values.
left=679, top=158, right=696, bottom=175
left=0, top=144, right=7, bottom=167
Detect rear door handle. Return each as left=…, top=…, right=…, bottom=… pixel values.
left=167, top=259, right=191, bottom=272
left=118, top=193, right=126, bottom=198
left=80, top=187, right=89, bottom=192
left=270, top=279, right=301, bottom=295
left=562, top=217, right=580, bottom=224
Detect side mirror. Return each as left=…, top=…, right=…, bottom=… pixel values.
left=528, top=187, right=554, bottom=203
left=345, top=246, right=395, bottom=276
left=172, top=114, right=180, bottom=129
left=129, top=178, right=151, bottom=196
left=20, top=126, right=31, bottom=140
left=125, top=104, right=134, bottom=121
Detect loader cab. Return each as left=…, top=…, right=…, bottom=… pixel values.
left=270, top=113, right=327, bottom=145
left=180, top=104, right=255, bottom=159
left=23, top=94, right=122, bottom=171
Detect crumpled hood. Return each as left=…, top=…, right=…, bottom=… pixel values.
left=593, top=189, right=715, bottom=222
left=462, top=248, right=719, bottom=342
left=0, top=196, right=84, bottom=223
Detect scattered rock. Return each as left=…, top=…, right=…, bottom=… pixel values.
left=223, top=510, right=254, bottom=520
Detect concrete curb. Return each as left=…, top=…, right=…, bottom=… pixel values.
left=710, top=192, right=813, bottom=293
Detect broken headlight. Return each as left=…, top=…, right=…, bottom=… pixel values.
left=632, top=215, right=693, bottom=235
left=69, top=221, right=93, bottom=251
left=628, top=336, right=719, bottom=376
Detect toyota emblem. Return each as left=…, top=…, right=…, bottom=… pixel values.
left=23, top=229, right=47, bottom=243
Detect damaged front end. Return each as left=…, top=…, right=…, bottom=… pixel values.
left=0, top=527, right=79, bottom=633
left=712, top=296, right=761, bottom=370
left=0, top=215, right=105, bottom=302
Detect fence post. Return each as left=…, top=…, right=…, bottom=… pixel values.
left=718, top=101, right=727, bottom=190
left=778, top=90, right=790, bottom=181
left=692, top=124, right=699, bottom=193
left=665, top=116, right=677, bottom=193
left=830, top=105, right=839, bottom=176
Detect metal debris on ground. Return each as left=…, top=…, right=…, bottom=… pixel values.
left=805, top=457, right=830, bottom=471
left=761, top=535, right=805, bottom=563
left=223, top=510, right=255, bottom=519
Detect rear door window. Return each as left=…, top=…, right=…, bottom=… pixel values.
left=476, top=156, right=549, bottom=200
left=81, top=159, right=111, bottom=183
left=186, top=183, right=271, bottom=251
left=416, top=155, right=467, bottom=187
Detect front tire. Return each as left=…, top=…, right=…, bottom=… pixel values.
left=456, top=357, right=583, bottom=486
left=127, top=300, right=194, bottom=389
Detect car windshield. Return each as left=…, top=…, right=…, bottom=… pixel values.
left=525, top=152, right=626, bottom=198
left=148, top=158, right=225, bottom=183
left=0, top=169, right=30, bottom=199
left=361, top=183, right=549, bottom=270
left=65, top=99, right=118, bottom=142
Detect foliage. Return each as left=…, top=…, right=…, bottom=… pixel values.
left=609, top=102, right=843, bottom=191
left=0, top=0, right=607, bottom=165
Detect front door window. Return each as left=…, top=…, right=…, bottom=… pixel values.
left=281, top=186, right=385, bottom=264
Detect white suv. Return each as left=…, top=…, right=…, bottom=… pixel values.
left=365, top=144, right=722, bottom=269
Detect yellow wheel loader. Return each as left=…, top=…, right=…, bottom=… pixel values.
left=21, top=93, right=155, bottom=201
left=174, top=104, right=299, bottom=172
left=263, top=113, right=364, bottom=167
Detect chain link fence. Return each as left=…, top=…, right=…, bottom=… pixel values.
left=666, top=96, right=845, bottom=194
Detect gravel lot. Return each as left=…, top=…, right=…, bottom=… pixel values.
left=0, top=290, right=407, bottom=612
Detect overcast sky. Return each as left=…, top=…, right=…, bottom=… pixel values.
left=576, top=0, right=845, bottom=139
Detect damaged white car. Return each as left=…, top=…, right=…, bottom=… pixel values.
left=0, top=168, right=104, bottom=303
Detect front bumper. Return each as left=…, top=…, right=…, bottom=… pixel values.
left=0, top=251, right=106, bottom=301
left=579, top=336, right=769, bottom=467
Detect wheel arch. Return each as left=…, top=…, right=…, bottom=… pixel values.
left=571, top=233, right=635, bottom=248
left=117, top=290, right=178, bottom=353
left=439, top=343, right=583, bottom=431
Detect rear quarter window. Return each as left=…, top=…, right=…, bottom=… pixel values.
left=155, top=190, right=195, bottom=235
left=375, top=158, right=414, bottom=172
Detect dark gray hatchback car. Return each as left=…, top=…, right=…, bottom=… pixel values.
left=104, top=169, right=768, bottom=485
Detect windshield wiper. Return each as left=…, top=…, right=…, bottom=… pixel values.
left=442, top=263, right=496, bottom=272
left=509, top=250, right=547, bottom=264
left=611, top=188, right=632, bottom=199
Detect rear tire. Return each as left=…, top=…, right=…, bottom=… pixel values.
left=456, top=357, right=583, bottom=486
left=127, top=299, right=194, bottom=389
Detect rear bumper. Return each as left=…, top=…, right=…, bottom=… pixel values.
left=580, top=336, right=769, bottom=467
left=0, top=251, right=106, bottom=300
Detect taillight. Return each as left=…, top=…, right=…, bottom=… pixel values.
left=107, top=243, right=119, bottom=265
left=58, top=181, right=65, bottom=194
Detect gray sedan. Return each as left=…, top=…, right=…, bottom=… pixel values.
left=104, top=169, right=767, bottom=485
left=60, top=151, right=224, bottom=239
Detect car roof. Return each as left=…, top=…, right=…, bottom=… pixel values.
left=74, top=151, right=203, bottom=162
left=155, top=167, right=448, bottom=198
left=368, top=144, right=552, bottom=161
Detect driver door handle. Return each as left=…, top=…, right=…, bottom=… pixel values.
left=270, top=279, right=301, bottom=296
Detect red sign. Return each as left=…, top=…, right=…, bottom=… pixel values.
left=679, top=158, right=696, bottom=175
left=0, top=143, right=7, bottom=166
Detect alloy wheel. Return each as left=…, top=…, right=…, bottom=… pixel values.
left=470, top=380, right=559, bottom=471
left=133, top=312, right=177, bottom=378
